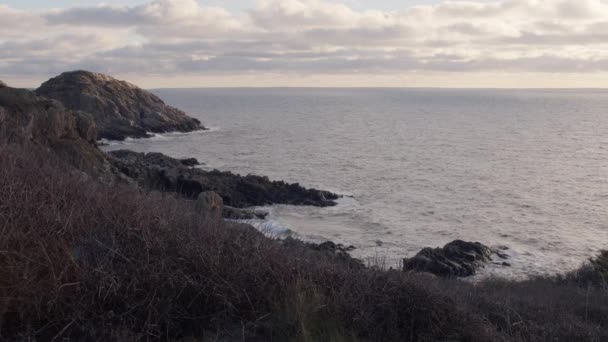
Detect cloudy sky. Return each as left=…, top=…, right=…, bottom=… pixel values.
left=2, top=0, right=608, bottom=88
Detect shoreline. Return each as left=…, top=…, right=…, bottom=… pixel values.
left=100, top=133, right=520, bottom=279
left=100, top=131, right=593, bottom=280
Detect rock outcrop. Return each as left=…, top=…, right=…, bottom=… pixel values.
left=403, top=240, right=509, bottom=277
left=107, top=149, right=340, bottom=208
left=0, top=80, right=6, bottom=88
left=195, top=191, right=224, bottom=224
left=1, top=73, right=341, bottom=218
left=282, top=237, right=363, bottom=268
left=180, top=157, right=201, bottom=167
left=0, top=85, right=112, bottom=178
left=36, top=71, right=204, bottom=141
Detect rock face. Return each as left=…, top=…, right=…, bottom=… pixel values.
left=403, top=240, right=509, bottom=277
left=0, top=85, right=111, bottom=178
left=107, top=149, right=340, bottom=208
left=0, top=80, right=6, bottom=87
left=36, top=71, right=204, bottom=141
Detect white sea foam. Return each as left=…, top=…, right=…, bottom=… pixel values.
left=99, top=127, right=219, bottom=149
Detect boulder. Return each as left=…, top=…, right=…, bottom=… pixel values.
left=403, top=240, right=508, bottom=278
left=315, top=241, right=356, bottom=255
left=180, top=158, right=201, bottom=167
left=36, top=70, right=205, bottom=141
left=196, top=191, right=224, bottom=223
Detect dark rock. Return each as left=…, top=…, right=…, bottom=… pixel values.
left=495, top=251, right=509, bottom=259
left=36, top=70, right=205, bottom=141
left=223, top=206, right=268, bottom=220
left=317, top=241, right=338, bottom=251
left=180, top=157, right=201, bottom=167
left=283, top=237, right=363, bottom=268
left=315, top=241, right=356, bottom=254
left=107, top=149, right=341, bottom=208
left=0, top=80, right=6, bottom=88
left=403, top=240, right=508, bottom=278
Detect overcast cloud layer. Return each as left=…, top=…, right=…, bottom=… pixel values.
left=2, top=0, right=608, bottom=87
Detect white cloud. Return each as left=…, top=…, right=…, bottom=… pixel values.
left=2, top=0, right=608, bottom=86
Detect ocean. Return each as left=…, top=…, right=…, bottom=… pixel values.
left=102, top=88, right=608, bottom=279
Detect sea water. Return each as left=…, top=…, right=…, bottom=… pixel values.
left=103, top=88, right=608, bottom=278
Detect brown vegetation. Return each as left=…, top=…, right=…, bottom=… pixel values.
left=1, top=145, right=608, bottom=341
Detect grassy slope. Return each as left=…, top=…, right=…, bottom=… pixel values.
left=1, top=145, right=608, bottom=341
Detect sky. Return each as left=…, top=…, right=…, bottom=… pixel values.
left=2, top=0, right=608, bottom=88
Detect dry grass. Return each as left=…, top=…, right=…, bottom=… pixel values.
left=1, top=145, right=608, bottom=341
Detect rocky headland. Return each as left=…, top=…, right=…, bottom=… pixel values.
left=36, top=71, right=204, bottom=141
left=2, top=71, right=339, bottom=211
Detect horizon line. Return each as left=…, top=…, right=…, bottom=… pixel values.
left=148, top=86, right=608, bottom=90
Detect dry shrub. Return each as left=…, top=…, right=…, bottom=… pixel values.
left=0, top=145, right=490, bottom=341
left=1, top=144, right=608, bottom=341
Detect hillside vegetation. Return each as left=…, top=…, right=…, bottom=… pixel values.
left=1, top=145, right=608, bottom=341
left=2, top=74, right=608, bottom=341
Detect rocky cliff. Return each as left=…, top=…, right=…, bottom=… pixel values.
left=1, top=74, right=339, bottom=210
left=36, top=71, right=204, bottom=141
left=0, top=84, right=112, bottom=178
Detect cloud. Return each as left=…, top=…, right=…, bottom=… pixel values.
left=2, top=0, right=608, bottom=86
left=250, top=0, right=362, bottom=29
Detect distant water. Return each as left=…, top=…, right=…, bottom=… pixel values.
left=103, top=88, right=608, bottom=279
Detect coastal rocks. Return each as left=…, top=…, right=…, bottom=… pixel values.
left=223, top=206, right=269, bottom=220
left=196, top=191, right=224, bottom=223
left=107, top=149, right=340, bottom=208
left=282, top=237, right=364, bottom=268
left=180, top=157, right=201, bottom=167
left=315, top=241, right=357, bottom=256
left=403, top=240, right=509, bottom=278
left=36, top=70, right=205, bottom=141
left=0, top=85, right=111, bottom=178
